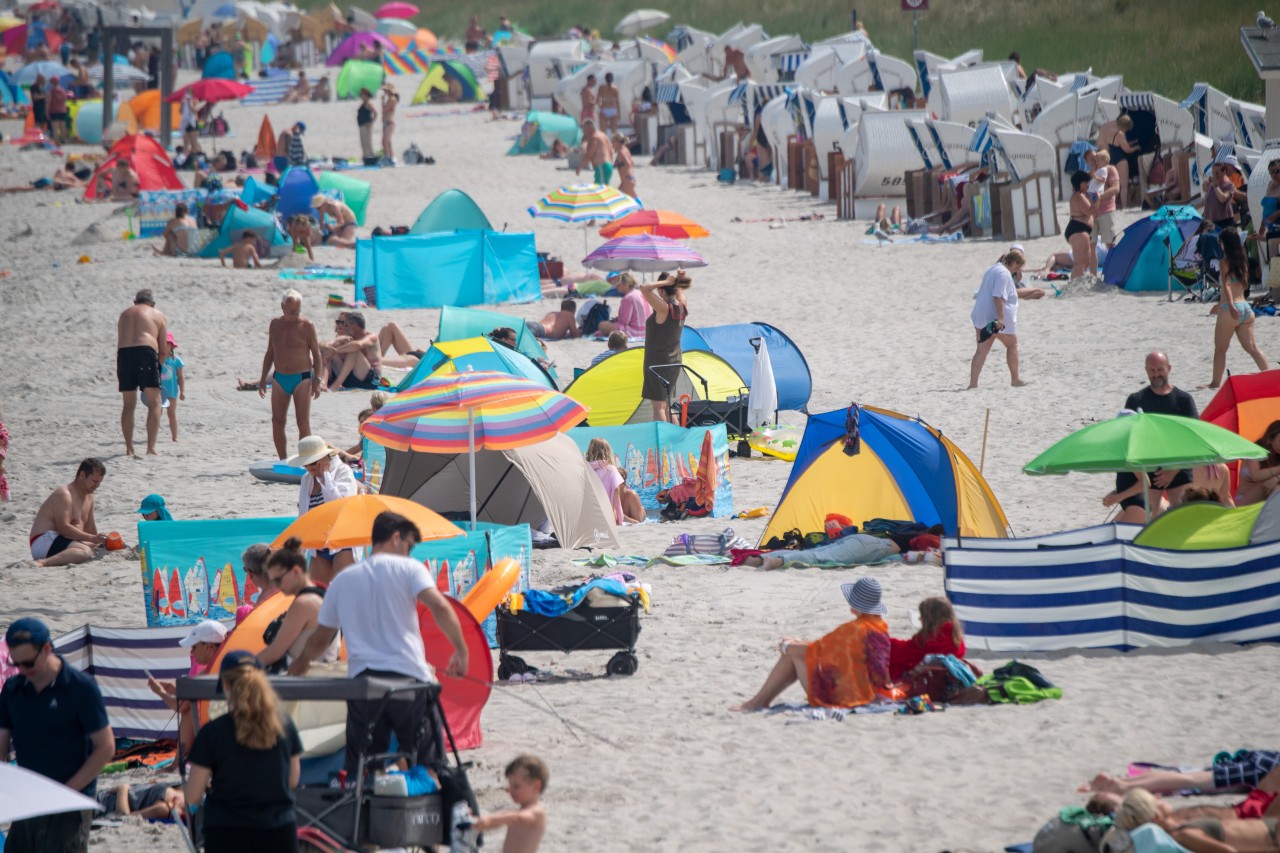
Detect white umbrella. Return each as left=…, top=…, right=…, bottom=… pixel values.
left=615, top=8, right=669, bottom=36
left=747, top=337, right=777, bottom=428
left=0, top=765, right=101, bottom=824
left=375, top=17, right=416, bottom=36
left=89, top=62, right=150, bottom=82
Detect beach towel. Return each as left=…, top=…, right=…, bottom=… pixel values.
left=805, top=614, right=890, bottom=708
left=662, top=528, right=749, bottom=557
left=520, top=578, right=634, bottom=618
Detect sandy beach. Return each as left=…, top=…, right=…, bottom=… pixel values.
left=2, top=69, right=1280, bottom=852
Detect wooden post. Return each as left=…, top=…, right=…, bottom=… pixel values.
left=979, top=408, right=991, bottom=473
left=836, top=157, right=857, bottom=219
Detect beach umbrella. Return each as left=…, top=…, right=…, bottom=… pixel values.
left=376, top=17, right=416, bottom=36
left=599, top=208, right=709, bottom=239
left=361, top=371, right=589, bottom=529
left=581, top=233, right=706, bottom=273
left=529, top=183, right=643, bottom=252
left=374, top=1, right=418, bottom=18
left=88, top=62, right=149, bottom=83
left=15, top=61, right=70, bottom=85
left=211, top=2, right=237, bottom=19
left=0, top=764, right=100, bottom=823
left=0, top=17, right=24, bottom=32
left=615, top=8, right=669, bottom=36
left=1024, top=412, right=1268, bottom=520
left=166, top=78, right=253, bottom=102
left=270, top=494, right=462, bottom=551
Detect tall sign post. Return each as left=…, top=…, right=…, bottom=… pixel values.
left=902, top=0, right=927, bottom=53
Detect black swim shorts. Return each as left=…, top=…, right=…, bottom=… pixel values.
left=329, top=369, right=382, bottom=391
left=118, top=345, right=161, bottom=392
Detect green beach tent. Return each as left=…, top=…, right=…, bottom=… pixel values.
left=316, top=171, right=372, bottom=226
left=411, top=189, right=493, bottom=234
left=411, top=60, right=483, bottom=104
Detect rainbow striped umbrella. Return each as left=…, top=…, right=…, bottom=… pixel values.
left=360, top=372, right=589, bottom=528
left=582, top=233, right=707, bottom=273
left=528, top=183, right=642, bottom=224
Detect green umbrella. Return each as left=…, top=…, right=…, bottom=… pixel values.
left=1024, top=412, right=1268, bottom=520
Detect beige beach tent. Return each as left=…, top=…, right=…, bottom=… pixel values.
left=379, top=433, right=621, bottom=550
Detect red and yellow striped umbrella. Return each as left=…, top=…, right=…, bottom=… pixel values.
left=598, top=209, right=710, bottom=240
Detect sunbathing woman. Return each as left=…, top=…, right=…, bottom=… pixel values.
left=1208, top=229, right=1269, bottom=389
left=1066, top=171, right=1096, bottom=280
left=730, top=577, right=890, bottom=711
left=256, top=537, right=341, bottom=673
left=1236, top=420, right=1280, bottom=505
left=1115, top=788, right=1280, bottom=853
left=311, top=194, right=358, bottom=249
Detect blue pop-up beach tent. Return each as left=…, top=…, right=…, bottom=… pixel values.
left=354, top=230, right=539, bottom=309
left=681, top=323, right=812, bottom=412
left=197, top=204, right=290, bottom=259
left=1102, top=205, right=1203, bottom=292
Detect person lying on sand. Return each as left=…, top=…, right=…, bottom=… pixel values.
left=1087, top=765, right=1280, bottom=823
left=219, top=231, right=264, bottom=269
left=1114, top=788, right=1280, bottom=852
left=740, top=531, right=929, bottom=570
left=53, top=159, right=86, bottom=189
left=525, top=300, right=581, bottom=340
left=730, top=577, right=890, bottom=712
left=97, top=782, right=185, bottom=819
left=1080, top=750, right=1280, bottom=798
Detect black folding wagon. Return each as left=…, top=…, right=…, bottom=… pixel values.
left=495, top=594, right=643, bottom=678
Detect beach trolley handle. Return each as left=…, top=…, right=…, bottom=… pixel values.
left=174, top=676, right=450, bottom=851
left=647, top=361, right=709, bottom=405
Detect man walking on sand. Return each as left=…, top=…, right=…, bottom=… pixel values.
left=259, top=289, right=324, bottom=459
left=117, top=289, right=168, bottom=456
left=28, top=458, right=108, bottom=567
left=575, top=119, right=614, bottom=186
left=1125, top=350, right=1199, bottom=509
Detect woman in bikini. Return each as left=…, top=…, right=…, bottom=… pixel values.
left=1208, top=229, right=1269, bottom=390
left=311, top=194, right=358, bottom=249
left=1116, top=788, right=1280, bottom=853
left=612, top=133, right=636, bottom=198
left=1237, top=420, right=1280, bottom=505
left=1065, top=171, right=1095, bottom=280
left=380, top=84, right=399, bottom=164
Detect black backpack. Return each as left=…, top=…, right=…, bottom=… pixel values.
left=580, top=301, right=610, bottom=336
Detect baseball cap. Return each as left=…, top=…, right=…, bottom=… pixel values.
left=179, top=620, right=228, bottom=648
left=295, top=121, right=307, bottom=134
left=5, top=617, right=51, bottom=649
left=220, top=650, right=263, bottom=673
left=1222, top=154, right=1241, bottom=170
left=1009, top=243, right=1025, bottom=254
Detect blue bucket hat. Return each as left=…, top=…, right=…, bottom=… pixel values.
left=5, top=617, right=52, bottom=649
left=137, top=494, right=173, bottom=521
left=840, top=577, right=887, bottom=615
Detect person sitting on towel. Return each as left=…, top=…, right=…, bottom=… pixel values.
left=589, top=331, right=629, bottom=366
left=730, top=577, right=891, bottom=711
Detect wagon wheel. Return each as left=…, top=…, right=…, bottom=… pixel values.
left=606, top=651, right=639, bottom=676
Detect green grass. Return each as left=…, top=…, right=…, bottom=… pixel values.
left=321, top=0, right=1263, bottom=102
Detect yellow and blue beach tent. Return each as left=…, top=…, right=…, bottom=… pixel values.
left=564, top=348, right=747, bottom=427
left=760, top=405, right=1009, bottom=544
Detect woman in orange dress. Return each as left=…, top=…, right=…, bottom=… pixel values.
left=730, top=577, right=890, bottom=711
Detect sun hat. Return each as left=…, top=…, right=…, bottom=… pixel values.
left=286, top=434, right=336, bottom=467
left=136, top=493, right=173, bottom=520
left=1222, top=154, right=1241, bottom=170
left=166, top=331, right=178, bottom=348
left=5, top=617, right=51, bottom=648
left=840, top=577, right=888, bottom=615
left=220, top=649, right=264, bottom=673
left=179, top=620, right=228, bottom=648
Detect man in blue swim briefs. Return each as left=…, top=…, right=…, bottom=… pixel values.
left=258, top=289, right=324, bottom=459
left=117, top=289, right=169, bottom=457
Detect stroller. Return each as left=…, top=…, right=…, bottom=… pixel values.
left=1170, top=224, right=1222, bottom=303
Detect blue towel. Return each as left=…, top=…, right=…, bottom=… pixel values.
left=521, top=579, right=632, bottom=617
left=922, top=654, right=977, bottom=687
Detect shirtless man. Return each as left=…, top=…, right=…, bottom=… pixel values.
left=525, top=300, right=581, bottom=340
left=99, top=159, right=140, bottom=200
left=52, top=159, right=85, bottom=190
left=259, top=289, right=324, bottom=459
left=575, top=120, right=615, bottom=187
left=580, top=75, right=597, bottom=125
left=28, top=458, right=108, bottom=567
left=118, top=289, right=169, bottom=457
left=322, top=311, right=382, bottom=391
left=312, top=195, right=358, bottom=249
left=219, top=231, right=263, bottom=268
left=597, top=72, right=620, bottom=134
left=154, top=202, right=197, bottom=257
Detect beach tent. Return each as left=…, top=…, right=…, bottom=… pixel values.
left=239, top=175, right=277, bottom=206
left=52, top=623, right=198, bottom=740
left=680, top=323, right=811, bottom=413
left=0, top=69, right=29, bottom=106
left=316, top=170, right=371, bottom=225
left=507, top=110, right=580, bottom=156
left=197, top=203, right=291, bottom=259
left=276, top=166, right=321, bottom=220
left=508, top=120, right=550, bottom=155
left=84, top=134, right=185, bottom=200
left=379, top=433, right=620, bottom=550
left=124, top=89, right=180, bottom=132
left=412, top=60, right=483, bottom=104
left=1102, top=205, right=1203, bottom=292
left=1201, top=369, right=1280, bottom=493
left=354, top=230, right=539, bottom=309
left=335, top=59, right=385, bottom=99
left=438, top=305, right=556, bottom=384
left=202, top=50, right=236, bottom=80
left=1131, top=491, right=1280, bottom=551
left=564, top=348, right=747, bottom=427
left=760, top=405, right=1009, bottom=545
left=411, top=188, right=493, bottom=234
left=396, top=336, right=555, bottom=391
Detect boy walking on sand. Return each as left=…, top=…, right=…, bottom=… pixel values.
left=470, top=755, right=549, bottom=852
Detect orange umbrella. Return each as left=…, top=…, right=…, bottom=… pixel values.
left=270, top=494, right=463, bottom=551
left=599, top=209, right=710, bottom=240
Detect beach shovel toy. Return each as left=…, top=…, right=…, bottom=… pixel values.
left=105, top=532, right=126, bottom=551
left=123, top=210, right=136, bottom=240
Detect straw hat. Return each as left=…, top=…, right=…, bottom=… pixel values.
left=840, top=577, right=887, bottom=615
left=286, top=435, right=336, bottom=467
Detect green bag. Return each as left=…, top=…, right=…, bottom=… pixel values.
left=978, top=674, right=1063, bottom=704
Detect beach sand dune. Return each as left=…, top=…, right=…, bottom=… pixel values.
left=2, top=81, right=1278, bottom=851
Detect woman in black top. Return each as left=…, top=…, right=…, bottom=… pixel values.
left=256, top=537, right=338, bottom=673
left=357, top=87, right=377, bottom=162
left=186, top=651, right=303, bottom=853
left=30, top=75, right=48, bottom=131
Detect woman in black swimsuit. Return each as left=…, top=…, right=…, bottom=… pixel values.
left=1103, top=114, right=1140, bottom=208
left=1065, top=171, right=1095, bottom=280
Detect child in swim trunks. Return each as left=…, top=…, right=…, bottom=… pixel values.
left=160, top=332, right=185, bottom=442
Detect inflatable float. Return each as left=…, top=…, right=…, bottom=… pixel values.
left=250, top=459, right=305, bottom=484
left=460, top=557, right=521, bottom=622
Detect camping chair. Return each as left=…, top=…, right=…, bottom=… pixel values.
left=1169, top=228, right=1221, bottom=303
left=648, top=362, right=752, bottom=436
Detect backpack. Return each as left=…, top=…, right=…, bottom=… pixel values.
left=580, top=301, right=610, bottom=336
left=1032, top=811, right=1111, bottom=853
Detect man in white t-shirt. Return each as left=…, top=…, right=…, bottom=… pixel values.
left=290, top=511, right=468, bottom=776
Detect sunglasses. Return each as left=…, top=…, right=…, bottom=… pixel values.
left=9, top=648, right=43, bottom=669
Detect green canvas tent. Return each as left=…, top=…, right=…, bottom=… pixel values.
left=411, top=189, right=492, bottom=234
left=438, top=305, right=557, bottom=384
left=411, top=60, right=483, bottom=103
left=317, top=171, right=372, bottom=226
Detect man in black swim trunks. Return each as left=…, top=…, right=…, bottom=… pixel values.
left=117, top=289, right=169, bottom=457
left=1124, top=350, right=1199, bottom=510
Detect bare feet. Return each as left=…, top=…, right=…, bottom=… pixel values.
left=1012, top=379, right=1029, bottom=387
left=1077, top=772, right=1124, bottom=794
left=967, top=383, right=978, bottom=390
left=729, top=700, right=766, bottom=712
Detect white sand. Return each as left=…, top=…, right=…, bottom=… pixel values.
left=2, top=73, right=1279, bottom=852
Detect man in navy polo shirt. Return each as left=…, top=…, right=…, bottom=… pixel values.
left=0, top=617, right=114, bottom=853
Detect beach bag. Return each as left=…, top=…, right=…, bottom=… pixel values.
left=762, top=528, right=805, bottom=551
left=992, top=660, right=1054, bottom=689
left=1033, top=807, right=1111, bottom=853
left=580, top=301, right=610, bottom=336
left=209, top=114, right=229, bottom=136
